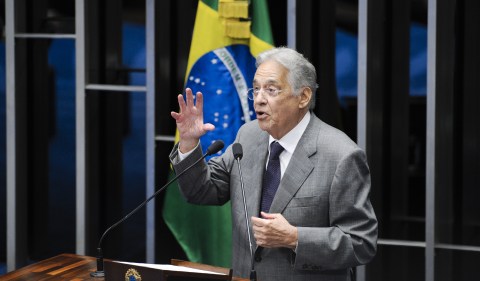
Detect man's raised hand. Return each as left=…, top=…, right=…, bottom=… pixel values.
left=171, top=88, right=215, bottom=153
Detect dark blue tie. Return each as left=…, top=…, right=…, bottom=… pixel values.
left=261, top=141, right=285, bottom=213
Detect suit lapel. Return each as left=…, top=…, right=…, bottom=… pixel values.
left=269, top=116, right=320, bottom=214
left=243, top=131, right=269, bottom=229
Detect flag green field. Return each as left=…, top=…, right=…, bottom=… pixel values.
left=163, top=0, right=273, bottom=267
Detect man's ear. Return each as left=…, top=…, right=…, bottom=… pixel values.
left=299, top=87, right=312, bottom=109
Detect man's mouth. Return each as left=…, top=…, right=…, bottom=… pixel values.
left=256, top=110, right=268, bottom=118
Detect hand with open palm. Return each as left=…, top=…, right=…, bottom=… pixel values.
left=171, top=88, right=215, bottom=153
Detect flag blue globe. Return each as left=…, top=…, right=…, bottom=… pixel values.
left=185, top=45, right=257, bottom=159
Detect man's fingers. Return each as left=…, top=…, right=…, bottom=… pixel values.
left=186, top=89, right=195, bottom=107
left=177, top=94, right=186, bottom=113
left=260, top=212, right=277, bottom=219
left=171, top=111, right=180, bottom=120
left=251, top=216, right=265, bottom=227
left=196, top=92, right=204, bottom=112
left=203, top=123, right=215, bottom=132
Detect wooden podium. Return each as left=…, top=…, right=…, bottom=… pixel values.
left=0, top=254, right=247, bottom=281
left=103, top=259, right=233, bottom=281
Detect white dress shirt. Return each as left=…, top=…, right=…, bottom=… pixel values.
left=267, top=111, right=311, bottom=178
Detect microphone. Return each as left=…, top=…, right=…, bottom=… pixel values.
left=90, top=140, right=225, bottom=277
left=206, top=140, right=225, bottom=156
left=232, top=143, right=257, bottom=281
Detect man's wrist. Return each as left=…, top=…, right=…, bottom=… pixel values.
left=178, top=140, right=200, bottom=161
left=179, top=139, right=200, bottom=154
left=289, top=226, right=298, bottom=251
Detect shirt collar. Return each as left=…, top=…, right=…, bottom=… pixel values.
left=268, top=111, right=311, bottom=155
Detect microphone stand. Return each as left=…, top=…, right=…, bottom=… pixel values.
left=90, top=140, right=224, bottom=277
left=233, top=144, right=257, bottom=281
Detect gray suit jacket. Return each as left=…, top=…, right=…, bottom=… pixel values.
left=170, top=114, right=377, bottom=281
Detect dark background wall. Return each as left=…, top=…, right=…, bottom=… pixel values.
left=0, top=0, right=479, bottom=280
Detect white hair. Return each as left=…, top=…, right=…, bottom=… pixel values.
left=256, top=47, right=318, bottom=109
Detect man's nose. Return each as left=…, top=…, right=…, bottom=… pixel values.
left=254, top=91, right=268, bottom=105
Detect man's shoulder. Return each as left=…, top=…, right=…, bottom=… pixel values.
left=239, top=119, right=262, bottom=134
left=310, top=115, right=361, bottom=154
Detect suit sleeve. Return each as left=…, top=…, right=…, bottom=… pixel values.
left=169, top=142, right=233, bottom=206
left=293, top=148, right=378, bottom=271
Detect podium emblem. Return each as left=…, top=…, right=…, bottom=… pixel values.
left=125, top=268, right=142, bottom=281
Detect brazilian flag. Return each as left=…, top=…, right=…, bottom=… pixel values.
left=162, top=0, right=273, bottom=268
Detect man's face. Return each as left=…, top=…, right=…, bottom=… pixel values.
left=253, top=60, right=309, bottom=139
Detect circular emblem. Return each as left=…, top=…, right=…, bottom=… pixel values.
left=125, top=268, right=142, bottom=281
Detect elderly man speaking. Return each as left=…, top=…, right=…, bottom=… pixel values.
left=169, top=47, right=377, bottom=281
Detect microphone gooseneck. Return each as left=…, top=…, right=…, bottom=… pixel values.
left=90, top=140, right=225, bottom=278
left=232, top=143, right=257, bottom=281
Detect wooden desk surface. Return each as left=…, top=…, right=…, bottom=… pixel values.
left=0, top=253, right=247, bottom=281
left=0, top=253, right=102, bottom=281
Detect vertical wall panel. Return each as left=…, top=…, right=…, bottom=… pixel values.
left=75, top=0, right=87, bottom=256
left=145, top=0, right=156, bottom=264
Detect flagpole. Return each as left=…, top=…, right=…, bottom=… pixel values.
left=287, top=0, right=296, bottom=49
